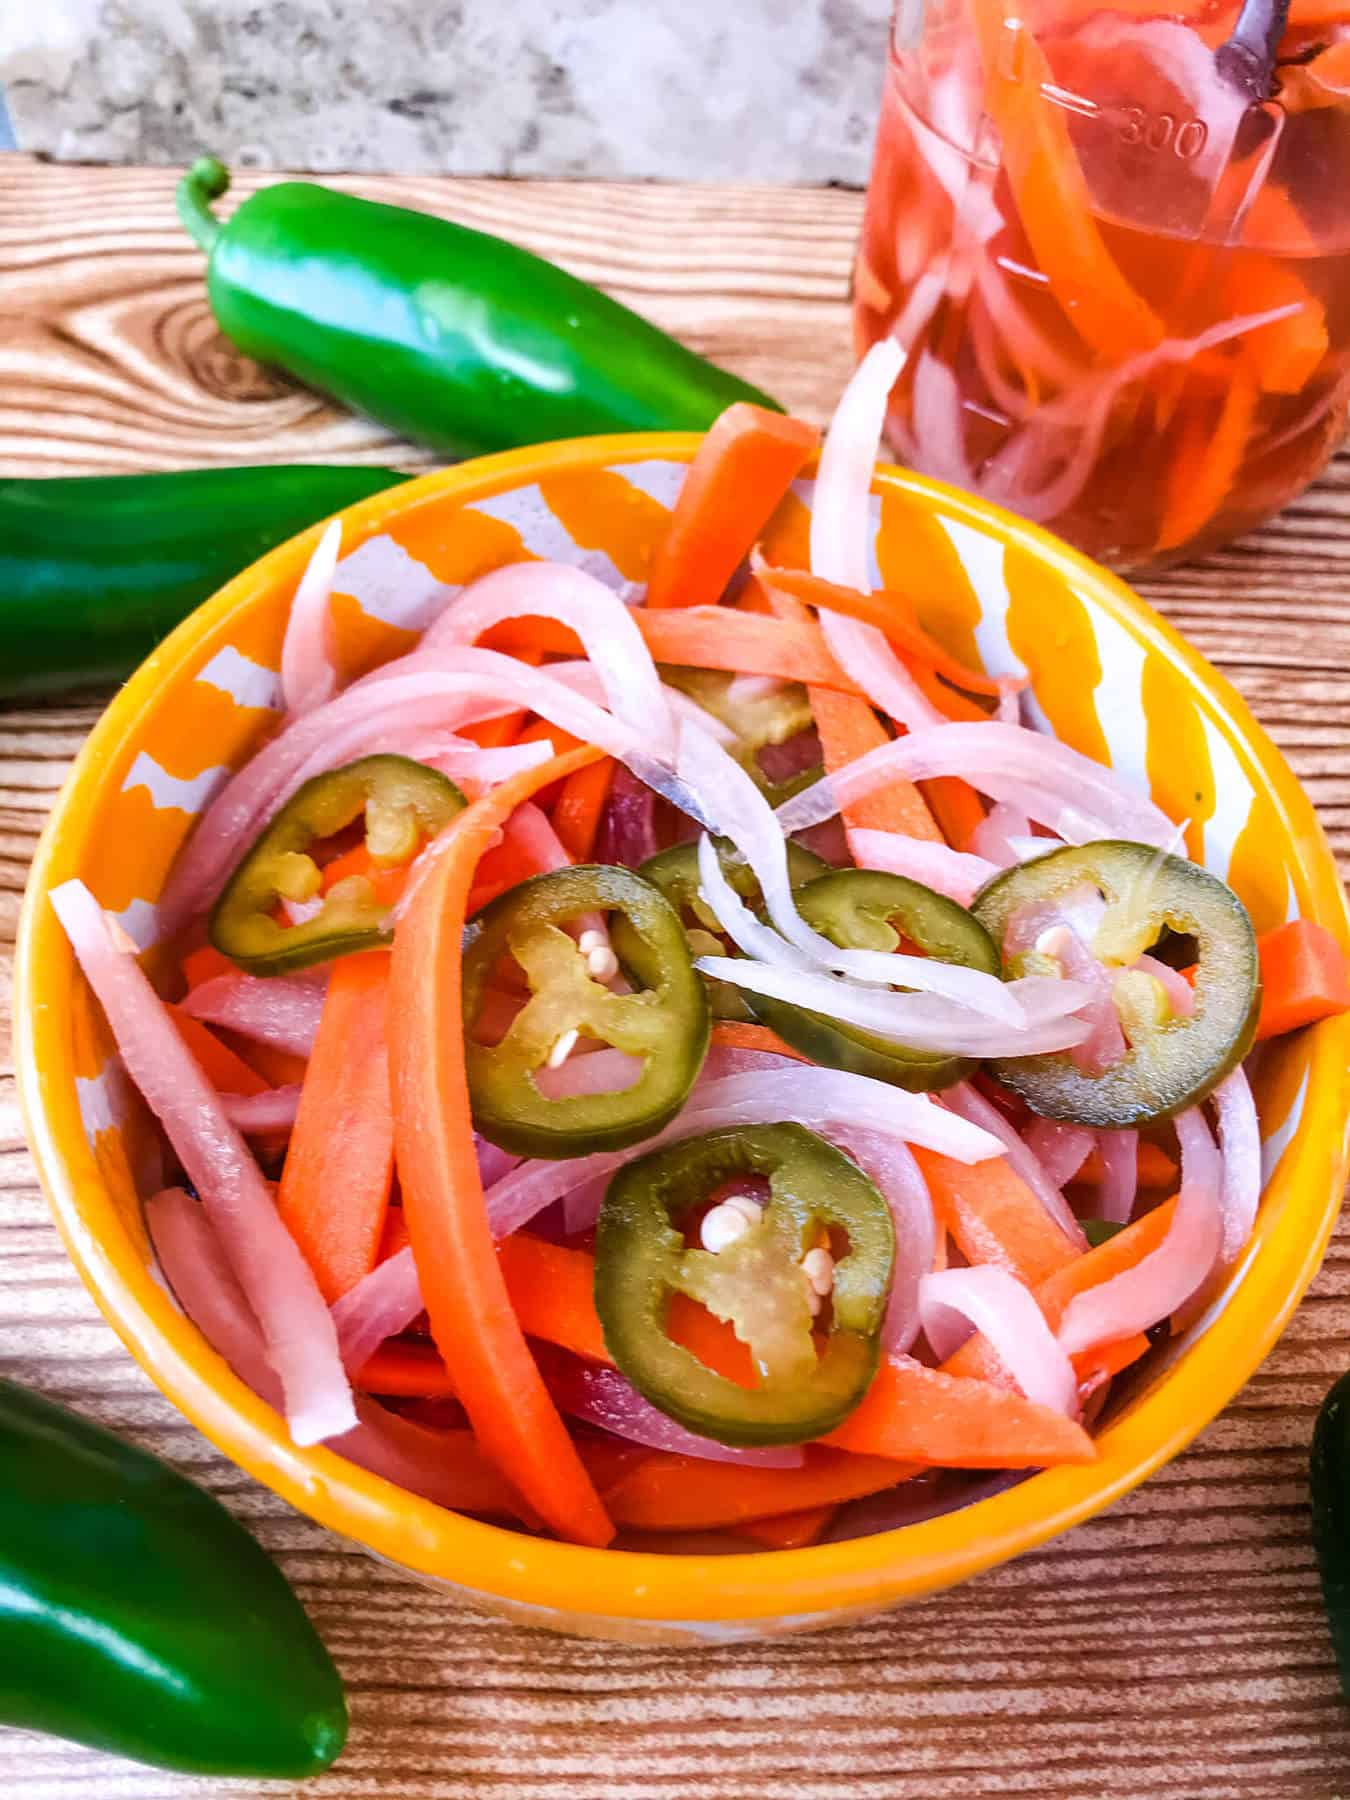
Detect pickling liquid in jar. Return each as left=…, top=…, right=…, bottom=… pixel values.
left=854, top=0, right=1350, bottom=568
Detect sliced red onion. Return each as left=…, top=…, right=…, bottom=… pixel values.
left=920, top=1266, right=1079, bottom=1416
left=420, top=560, right=674, bottom=756
left=830, top=1127, right=934, bottom=1356
left=534, top=1346, right=804, bottom=1468
left=971, top=803, right=1033, bottom=868
left=535, top=1046, right=644, bottom=1100
left=805, top=339, right=944, bottom=734
left=1096, top=1130, right=1140, bottom=1225
left=1022, top=1117, right=1094, bottom=1189
left=159, top=646, right=702, bottom=934
left=1132, top=953, right=1197, bottom=1019
left=849, top=828, right=999, bottom=906
left=1007, top=901, right=1126, bottom=1077
left=221, top=1084, right=302, bottom=1134
left=1057, top=1106, right=1222, bottom=1355
left=280, top=519, right=342, bottom=718
left=594, top=763, right=658, bottom=866
left=909, top=351, right=977, bottom=494
left=180, top=972, right=325, bottom=1057
left=694, top=956, right=1092, bottom=1057
left=694, top=831, right=1022, bottom=1025
left=331, top=1245, right=422, bottom=1373
left=776, top=720, right=1176, bottom=848
left=942, top=1082, right=1086, bottom=1247
left=485, top=1065, right=1006, bottom=1240
left=1214, top=1065, right=1261, bottom=1265
left=148, top=1192, right=514, bottom=1515
left=562, top=1173, right=613, bottom=1236
left=475, top=1134, right=521, bottom=1189
left=550, top=661, right=739, bottom=750
left=54, top=882, right=354, bottom=1444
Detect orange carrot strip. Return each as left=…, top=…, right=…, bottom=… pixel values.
left=601, top=1448, right=920, bottom=1531
left=824, top=1357, right=1096, bottom=1468
left=666, top=1292, right=758, bottom=1388
left=276, top=951, right=396, bottom=1303
left=912, top=1147, right=1079, bottom=1289
left=754, top=564, right=1011, bottom=697
left=902, top=664, right=989, bottom=848
left=1077, top=1142, right=1178, bottom=1189
left=710, top=1020, right=811, bottom=1063
left=170, top=1007, right=269, bottom=1096
left=1255, top=919, right=1350, bottom=1040
left=387, top=748, right=614, bottom=1546
left=181, top=944, right=235, bottom=990
left=498, top=1234, right=613, bottom=1365
left=221, top=1035, right=309, bottom=1089
left=1157, top=365, right=1260, bottom=553
left=319, top=844, right=409, bottom=908
left=357, top=1341, right=457, bottom=1397
left=739, top=1505, right=837, bottom=1549
left=645, top=405, right=820, bottom=609
left=551, top=756, right=615, bottom=861
left=970, top=0, right=1162, bottom=359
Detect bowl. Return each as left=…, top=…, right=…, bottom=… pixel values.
left=16, top=434, right=1350, bottom=1644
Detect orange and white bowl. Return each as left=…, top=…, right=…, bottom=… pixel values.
left=15, top=435, right=1350, bottom=1642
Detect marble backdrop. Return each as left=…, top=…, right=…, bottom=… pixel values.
left=1, top=0, right=892, bottom=183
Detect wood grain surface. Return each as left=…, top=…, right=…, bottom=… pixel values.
left=2, top=151, right=1350, bottom=1799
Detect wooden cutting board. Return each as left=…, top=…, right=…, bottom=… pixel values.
left=2, top=151, right=1349, bottom=1799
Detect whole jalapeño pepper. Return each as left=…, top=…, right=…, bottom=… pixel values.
left=0, top=1378, right=345, bottom=1776
left=178, top=158, right=782, bottom=458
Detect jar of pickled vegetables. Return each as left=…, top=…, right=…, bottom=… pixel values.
left=854, top=0, right=1350, bottom=567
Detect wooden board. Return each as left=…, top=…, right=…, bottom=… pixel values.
left=2, top=151, right=1350, bottom=1798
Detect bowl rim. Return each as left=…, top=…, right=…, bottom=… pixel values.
left=16, top=431, right=1350, bottom=1629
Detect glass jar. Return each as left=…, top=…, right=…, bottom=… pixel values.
left=854, top=0, right=1350, bottom=568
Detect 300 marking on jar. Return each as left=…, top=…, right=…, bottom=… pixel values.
left=1118, top=108, right=1208, bottom=159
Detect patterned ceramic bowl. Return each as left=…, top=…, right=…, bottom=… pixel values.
left=15, top=436, right=1350, bottom=1644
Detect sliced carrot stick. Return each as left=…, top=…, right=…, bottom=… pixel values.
left=498, top=1234, right=612, bottom=1365
left=1156, top=365, right=1260, bottom=554
left=319, top=843, right=409, bottom=908
left=357, top=1340, right=457, bottom=1397
left=754, top=564, right=1010, bottom=697
left=912, top=1148, right=1079, bottom=1289
left=902, top=665, right=989, bottom=848
left=823, top=1357, right=1096, bottom=1468
left=645, top=405, right=819, bottom=609
left=551, top=756, right=615, bottom=862
left=709, top=1020, right=810, bottom=1063
left=170, top=1007, right=269, bottom=1096
left=943, top=1198, right=1178, bottom=1385
left=1255, top=919, right=1350, bottom=1040
left=222, top=1035, right=310, bottom=1089
left=181, top=944, right=235, bottom=990
left=1077, top=1142, right=1178, bottom=1189
left=769, top=585, right=944, bottom=843
left=739, top=1505, right=837, bottom=1549
left=600, top=1448, right=920, bottom=1531
left=276, top=951, right=396, bottom=1303
left=666, top=1291, right=758, bottom=1388
left=387, top=747, right=614, bottom=1546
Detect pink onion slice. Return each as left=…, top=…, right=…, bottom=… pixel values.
left=694, top=955, right=1092, bottom=1057
left=1131, top=953, right=1197, bottom=1019
left=695, top=831, right=1023, bottom=1024
left=805, top=338, right=945, bottom=734
left=1022, top=1117, right=1094, bottom=1189
left=535, top=1046, right=645, bottom=1100
left=485, top=1065, right=1006, bottom=1240
left=1213, top=1065, right=1261, bottom=1265
left=909, top=351, right=977, bottom=494
left=331, top=1245, right=423, bottom=1373
left=147, top=1192, right=515, bottom=1516
left=595, top=764, right=658, bottom=866
left=1006, top=902, right=1126, bottom=1077
left=1056, top=1106, right=1222, bottom=1355
left=533, top=1345, right=804, bottom=1468
left=971, top=802, right=1033, bottom=868
left=280, top=518, right=342, bottom=717
left=849, top=829, right=999, bottom=906
left=776, top=719, right=1175, bottom=847
left=475, top=1134, right=521, bottom=1189
left=420, top=559, right=674, bottom=755
left=1095, top=1130, right=1140, bottom=1225
left=180, top=972, right=325, bottom=1057
left=829, top=1127, right=934, bottom=1356
left=221, top=1084, right=302, bottom=1134
left=54, top=881, right=355, bottom=1444
left=942, top=1082, right=1086, bottom=1247
left=920, top=1265, right=1079, bottom=1416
